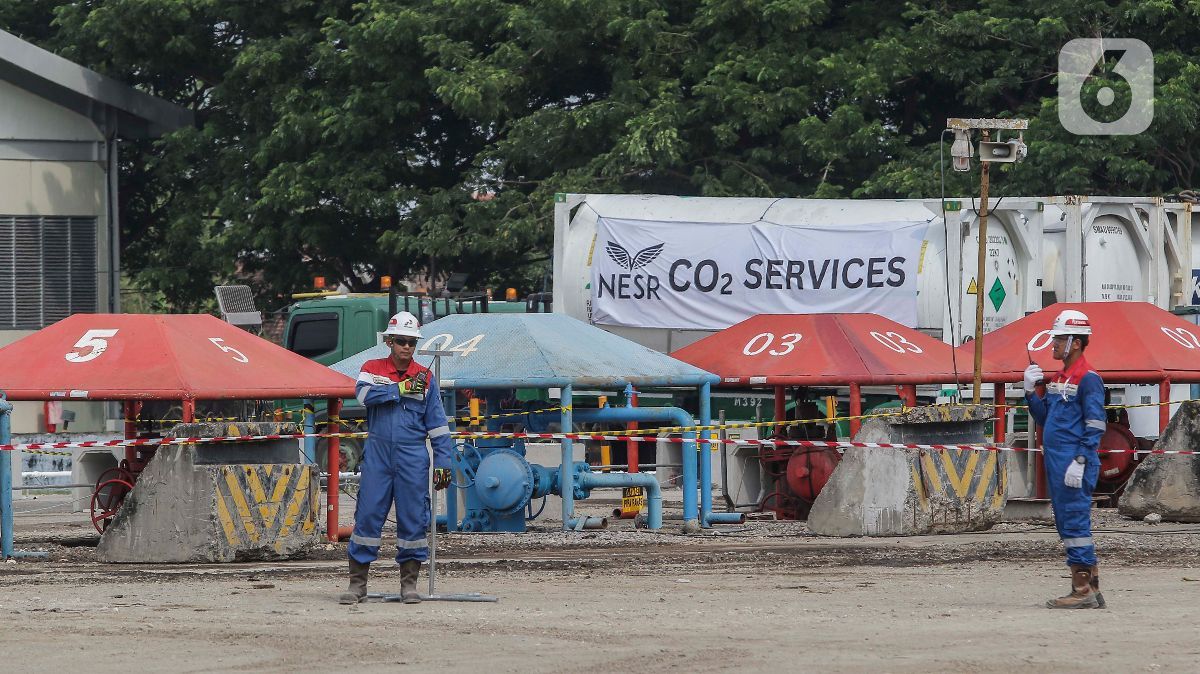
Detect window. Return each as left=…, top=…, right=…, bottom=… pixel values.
left=0, top=216, right=98, bottom=329
left=288, top=312, right=339, bottom=358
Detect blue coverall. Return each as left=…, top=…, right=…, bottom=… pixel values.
left=348, top=357, right=454, bottom=565
left=1026, top=356, right=1106, bottom=567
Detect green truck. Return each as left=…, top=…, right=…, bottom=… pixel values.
left=284, top=291, right=547, bottom=366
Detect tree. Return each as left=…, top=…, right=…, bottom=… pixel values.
left=3, top=1, right=1196, bottom=311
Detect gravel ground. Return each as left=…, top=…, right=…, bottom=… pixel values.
left=3, top=498, right=1200, bottom=672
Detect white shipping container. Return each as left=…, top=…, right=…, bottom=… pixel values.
left=554, top=194, right=1196, bottom=352
left=553, top=194, right=1045, bottom=350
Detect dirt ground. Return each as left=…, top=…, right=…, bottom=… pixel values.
left=3, top=497, right=1200, bottom=673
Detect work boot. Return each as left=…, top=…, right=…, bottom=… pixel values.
left=338, top=559, right=369, bottom=604
left=1046, top=565, right=1100, bottom=609
left=1091, top=564, right=1106, bottom=609
left=400, top=560, right=422, bottom=604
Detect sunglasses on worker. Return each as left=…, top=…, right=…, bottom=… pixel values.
left=387, top=337, right=418, bottom=347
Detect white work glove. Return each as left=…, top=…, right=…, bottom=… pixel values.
left=1064, top=459, right=1085, bottom=489
left=1023, top=364, right=1044, bottom=393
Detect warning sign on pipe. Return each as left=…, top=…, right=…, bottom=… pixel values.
left=622, top=486, right=646, bottom=512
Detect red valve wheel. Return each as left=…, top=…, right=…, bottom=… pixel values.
left=90, top=477, right=135, bottom=533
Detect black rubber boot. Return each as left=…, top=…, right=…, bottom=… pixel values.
left=339, top=559, right=369, bottom=604
left=400, top=560, right=422, bottom=604
left=1091, top=564, right=1106, bottom=609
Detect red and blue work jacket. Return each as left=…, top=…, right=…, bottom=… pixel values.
left=1026, top=355, right=1106, bottom=456
left=355, top=357, right=454, bottom=469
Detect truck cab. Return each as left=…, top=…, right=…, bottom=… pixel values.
left=277, top=290, right=551, bottom=470
left=285, top=295, right=392, bottom=366
left=283, top=291, right=551, bottom=365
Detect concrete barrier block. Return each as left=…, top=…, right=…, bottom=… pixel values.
left=97, top=422, right=320, bottom=563
left=1119, top=401, right=1200, bottom=523
left=808, top=405, right=1006, bottom=536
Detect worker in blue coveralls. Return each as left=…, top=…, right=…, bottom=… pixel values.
left=1023, top=309, right=1106, bottom=609
left=339, top=311, right=454, bottom=605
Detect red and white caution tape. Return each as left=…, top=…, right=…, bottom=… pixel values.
left=0, top=434, right=314, bottom=453
left=2, top=431, right=1198, bottom=456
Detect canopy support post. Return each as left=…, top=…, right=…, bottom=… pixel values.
left=560, top=385, right=574, bottom=530
left=849, top=383, right=862, bottom=438
left=993, top=383, right=1006, bottom=444
left=327, top=397, right=342, bottom=542
left=774, top=385, right=786, bottom=432
left=625, top=384, right=638, bottom=473
left=1160, top=378, right=1171, bottom=434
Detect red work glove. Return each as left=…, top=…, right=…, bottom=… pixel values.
left=433, top=467, right=452, bottom=490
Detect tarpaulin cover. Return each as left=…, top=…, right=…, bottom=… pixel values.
left=0, top=313, right=357, bottom=400
left=957, top=302, right=1200, bottom=384
left=671, top=313, right=981, bottom=386
left=331, top=313, right=718, bottom=389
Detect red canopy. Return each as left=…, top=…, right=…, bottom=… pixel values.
left=671, top=313, right=980, bottom=385
left=958, top=302, right=1200, bottom=384
left=0, top=313, right=357, bottom=400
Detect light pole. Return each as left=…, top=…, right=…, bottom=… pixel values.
left=947, top=117, right=1029, bottom=403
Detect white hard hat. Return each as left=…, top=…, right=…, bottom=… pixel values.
left=1050, top=309, right=1092, bottom=336
left=382, top=311, right=422, bottom=338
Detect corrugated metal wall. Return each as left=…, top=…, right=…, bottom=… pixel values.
left=0, top=215, right=97, bottom=328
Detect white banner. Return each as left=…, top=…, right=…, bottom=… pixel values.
left=590, top=216, right=930, bottom=330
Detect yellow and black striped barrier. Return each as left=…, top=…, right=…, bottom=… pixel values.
left=214, top=464, right=319, bottom=554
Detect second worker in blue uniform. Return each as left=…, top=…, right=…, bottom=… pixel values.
left=1024, top=308, right=1106, bottom=609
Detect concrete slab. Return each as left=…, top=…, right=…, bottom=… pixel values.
left=1119, top=401, right=1200, bottom=523
left=97, top=422, right=320, bottom=562
left=1003, top=498, right=1053, bottom=522
left=808, top=405, right=1006, bottom=536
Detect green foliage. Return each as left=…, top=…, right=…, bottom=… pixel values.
left=2, top=0, right=1197, bottom=310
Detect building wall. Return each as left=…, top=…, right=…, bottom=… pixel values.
left=0, top=160, right=104, bottom=215
left=1, top=79, right=112, bottom=434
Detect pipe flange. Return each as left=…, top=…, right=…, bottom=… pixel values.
left=474, top=448, right=535, bottom=515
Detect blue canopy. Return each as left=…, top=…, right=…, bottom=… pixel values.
left=330, top=313, right=717, bottom=389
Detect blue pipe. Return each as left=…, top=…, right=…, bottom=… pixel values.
left=706, top=512, right=746, bottom=524
left=445, top=389, right=462, bottom=531
left=577, top=471, right=663, bottom=530
left=699, top=381, right=712, bottom=527
left=570, top=406, right=698, bottom=529
left=564, top=516, right=608, bottom=530
left=0, top=393, right=47, bottom=560
left=696, top=384, right=744, bottom=527
left=559, top=385, right=574, bottom=530
left=1, top=394, right=13, bottom=559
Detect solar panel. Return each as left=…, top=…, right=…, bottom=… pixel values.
left=214, top=285, right=261, bottom=328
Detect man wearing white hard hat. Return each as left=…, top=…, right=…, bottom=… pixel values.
left=339, top=311, right=454, bottom=605
left=1023, top=308, right=1106, bottom=609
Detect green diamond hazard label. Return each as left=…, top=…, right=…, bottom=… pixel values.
left=988, top=278, right=1006, bottom=311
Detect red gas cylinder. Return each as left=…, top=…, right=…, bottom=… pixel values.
left=786, top=448, right=841, bottom=503
left=1098, top=423, right=1137, bottom=485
